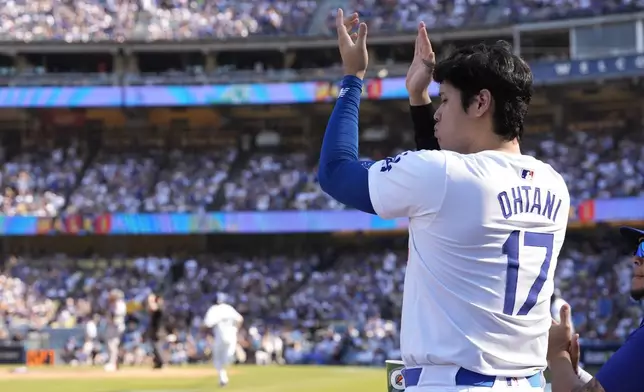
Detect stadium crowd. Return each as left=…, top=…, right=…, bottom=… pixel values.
left=0, top=229, right=638, bottom=366
left=0, top=0, right=642, bottom=43
left=0, top=145, right=78, bottom=216
left=0, top=0, right=317, bottom=42
left=1, top=127, right=642, bottom=216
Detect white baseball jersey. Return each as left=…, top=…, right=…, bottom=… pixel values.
left=368, top=149, right=570, bottom=377
left=106, top=300, right=126, bottom=336
left=204, top=303, right=243, bottom=344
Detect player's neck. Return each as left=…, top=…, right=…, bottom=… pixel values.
left=494, top=140, right=521, bottom=154
left=470, top=138, right=521, bottom=155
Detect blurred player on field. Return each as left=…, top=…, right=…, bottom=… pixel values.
left=204, top=293, right=244, bottom=387
left=104, top=289, right=126, bottom=372
left=318, top=10, right=570, bottom=391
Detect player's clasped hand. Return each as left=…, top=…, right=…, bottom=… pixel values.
left=547, top=304, right=580, bottom=372
left=336, top=9, right=368, bottom=79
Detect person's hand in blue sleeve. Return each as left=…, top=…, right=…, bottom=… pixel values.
left=317, top=9, right=375, bottom=214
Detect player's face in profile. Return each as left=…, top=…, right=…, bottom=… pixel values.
left=630, top=256, right=644, bottom=300
left=434, top=82, right=473, bottom=153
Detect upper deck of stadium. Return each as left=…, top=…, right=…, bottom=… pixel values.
left=1, top=0, right=641, bottom=43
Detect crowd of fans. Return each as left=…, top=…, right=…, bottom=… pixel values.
left=143, top=148, right=237, bottom=213
left=0, top=145, right=78, bottom=216
left=337, top=0, right=494, bottom=33
left=0, top=126, right=642, bottom=216
left=66, top=149, right=162, bottom=215
left=0, top=229, right=638, bottom=366
left=522, top=128, right=644, bottom=203
left=0, top=0, right=317, bottom=42
left=284, top=250, right=405, bottom=326
left=0, top=0, right=642, bottom=43
left=220, top=151, right=309, bottom=212
left=554, top=235, right=640, bottom=343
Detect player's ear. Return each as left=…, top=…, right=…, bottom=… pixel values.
left=471, top=89, right=492, bottom=117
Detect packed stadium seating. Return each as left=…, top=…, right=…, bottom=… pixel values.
left=1, top=145, right=78, bottom=217
left=143, top=148, right=238, bottom=213
left=1, top=0, right=642, bottom=43
left=522, top=129, right=644, bottom=203
left=0, top=0, right=642, bottom=377
left=0, top=0, right=317, bottom=42
left=2, top=126, right=641, bottom=216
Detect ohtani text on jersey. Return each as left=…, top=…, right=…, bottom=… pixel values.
left=497, top=186, right=564, bottom=222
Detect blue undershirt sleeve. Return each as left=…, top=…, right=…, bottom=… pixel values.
left=317, top=75, right=376, bottom=215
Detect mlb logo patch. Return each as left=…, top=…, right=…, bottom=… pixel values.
left=521, top=169, right=534, bottom=180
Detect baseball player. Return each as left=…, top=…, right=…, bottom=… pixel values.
left=549, top=227, right=644, bottom=392
left=405, top=26, right=583, bottom=390
left=405, top=25, right=583, bottom=390
left=318, top=10, right=570, bottom=391
left=204, top=293, right=244, bottom=387
left=104, top=289, right=126, bottom=372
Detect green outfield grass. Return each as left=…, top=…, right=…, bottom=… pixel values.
left=0, top=365, right=384, bottom=392
left=0, top=364, right=598, bottom=392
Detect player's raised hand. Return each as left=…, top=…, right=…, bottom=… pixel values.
left=336, top=9, right=368, bottom=79
left=547, top=304, right=574, bottom=363
left=405, top=22, right=436, bottom=104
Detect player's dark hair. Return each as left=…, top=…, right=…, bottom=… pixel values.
left=433, top=41, right=533, bottom=141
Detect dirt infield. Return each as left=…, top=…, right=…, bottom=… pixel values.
left=0, top=366, right=227, bottom=380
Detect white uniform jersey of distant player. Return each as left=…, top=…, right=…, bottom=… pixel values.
left=104, top=299, right=126, bottom=337
left=204, top=302, right=243, bottom=386
left=104, top=298, right=126, bottom=371
left=204, top=303, right=243, bottom=344
left=111, top=299, right=127, bottom=333
left=368, top=149, right=570, bottom=377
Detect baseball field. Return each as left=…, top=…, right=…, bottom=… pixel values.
left=0, top=364, right=584, bottom=392
left=0, top=365, right=384, bottom=392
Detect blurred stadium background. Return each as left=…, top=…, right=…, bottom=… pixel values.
left=0, top=0, right=643, bottom=391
